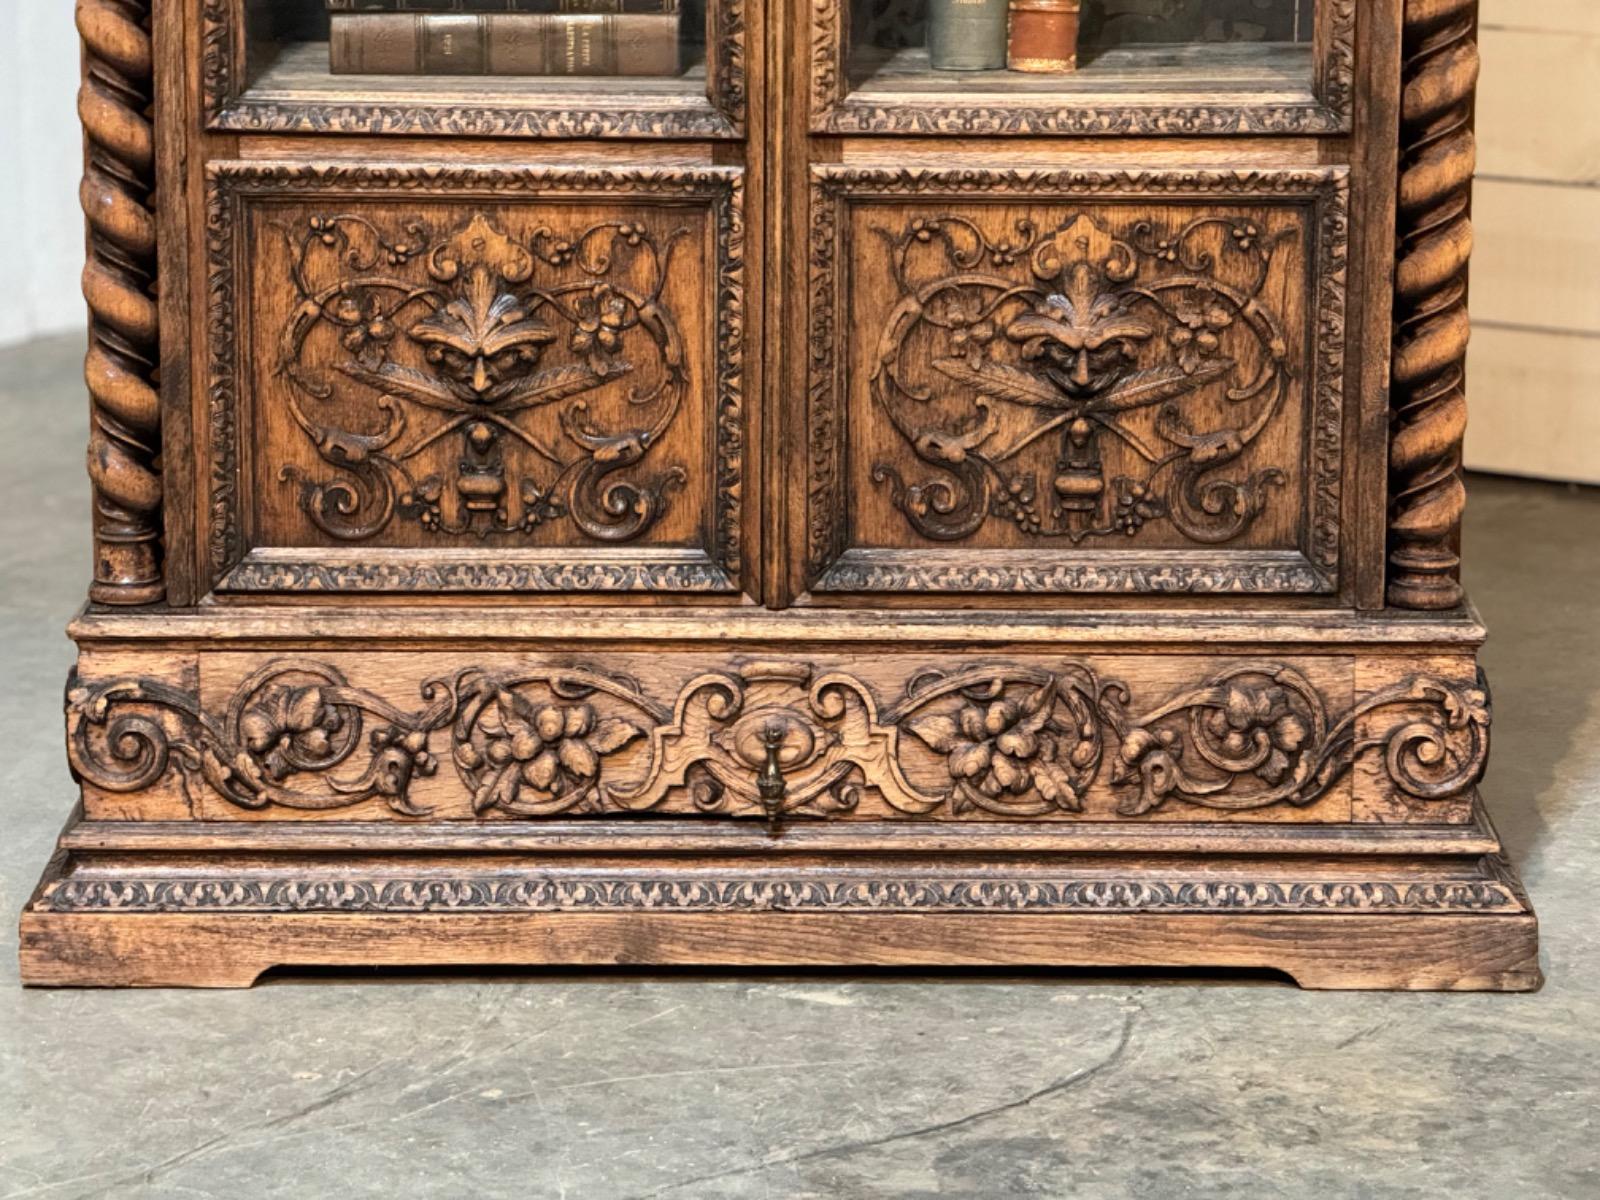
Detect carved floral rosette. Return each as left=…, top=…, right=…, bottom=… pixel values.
left=67, top=659, right=1490, bottom=826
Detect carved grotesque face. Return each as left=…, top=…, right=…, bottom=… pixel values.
left=411, top=267, right=556, bottom=402
left=1006, top=291, right=1151, bottom=401
left=1027, top=331, right=1140, bottom=399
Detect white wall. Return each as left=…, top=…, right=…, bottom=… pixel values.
left=1466, top=1, right=1600, bottom=484
left=0, top=2, right=86, bottom=347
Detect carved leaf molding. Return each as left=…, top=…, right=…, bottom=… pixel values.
left=37, top=870, right=1525, bottom=917
left=67, top=659, right=1490, bottom=822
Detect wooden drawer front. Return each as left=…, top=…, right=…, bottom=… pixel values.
left=201, top=162, right=746, bottom=597
left=803, top=165, right=1349, bottom=597
left=69, top=648, right=1483, bottom=828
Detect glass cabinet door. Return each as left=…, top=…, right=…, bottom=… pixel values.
left=207, top=0, right=746, bottom=137
left=816, top=0, right=1351, bottom=134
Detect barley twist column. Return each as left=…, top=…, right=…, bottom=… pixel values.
left=1388, top=0, right=1479, bottom=610
left=77, top=0, right=163, bottom=605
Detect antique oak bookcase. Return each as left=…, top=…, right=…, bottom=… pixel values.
left=22, top=0, right=1539, bottom=989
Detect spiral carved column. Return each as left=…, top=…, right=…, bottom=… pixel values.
left=77, top=0, right=164, bottom=605
left=1388, top=0, right=1479, bottom=610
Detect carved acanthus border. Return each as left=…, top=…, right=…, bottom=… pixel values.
left=35, top=868, right=1523, bottom=916
left=199, top=0, right=744, bottom=139
left=809, top=0, right=1355, bottom=136
left=79, top=0, right=163, bottom=605
left=204, top=162, right=744, bottom=595
left=1389, top=0, right=1477, bottom=609
left=67, top=657, right=1488, bottom=826
left=805, top=167, right=1349, bottom=594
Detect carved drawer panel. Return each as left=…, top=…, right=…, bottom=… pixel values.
left=69, top=650, right=1484, bottom=829
left=803, top=165, right=1349, bottom=597
left=202, top=162, right=746, bottom=597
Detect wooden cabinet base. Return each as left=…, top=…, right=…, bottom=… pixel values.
left=19, top=605, right=1540, bottom=991
left=20, top=840, right=1539, bottom=992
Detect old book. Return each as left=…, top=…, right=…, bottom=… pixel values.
left=327, top=1, right=680, bottom=13
left=926, top=0, right=1008, bottom=70
left=1007, top=0, right=1081, bottom=72
left=328, top=12, right=682, bottom=75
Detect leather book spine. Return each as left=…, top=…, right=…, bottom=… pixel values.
left=328, top=13, right=681, bottom=75
left=926, top=0, right=1008, bottom=71
left=1007, top=0, right=1081, bottom=72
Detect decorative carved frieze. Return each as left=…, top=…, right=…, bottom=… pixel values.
left=1389, top=0, right=1479, bottom=610
left=35, top=868, right=1524, bottom=916
left=78, top=0, right=163, bottom=605
left=67, top=658, right=1490, bottom=825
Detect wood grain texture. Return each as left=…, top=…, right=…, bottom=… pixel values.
left=19, top=0, right=1541, bottom=990
left=78, top=0, right=164, bottom=605
left=19, top=907, right=1540, bottom=990
left=1388, top=0, right=1478, bottom=609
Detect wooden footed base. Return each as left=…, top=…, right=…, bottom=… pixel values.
left=26, top=606, right=1540, bottom=991
left=19, top=909, right=1541, bottom=992
left=20, top=838, right=1541, bottom=991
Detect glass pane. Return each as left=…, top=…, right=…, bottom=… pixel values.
left=244, top=0, right=706, bottom=90
left=849, top=0, right=1316, bottom=94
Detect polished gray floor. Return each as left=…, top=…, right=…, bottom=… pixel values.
left=1, top=333, right=1597, bottom=1199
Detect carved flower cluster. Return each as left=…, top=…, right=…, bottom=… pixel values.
left=1206, top=683, right=1312, bottom=785
left=909, top=683, right=1086, bottom=812
left=240, top=684, right=345, bottom=782
left=458, top=692, right=644, bottom=814
left=1112, top=679, right=1315, bottom=815
left=1169, top=297, right=1234, bottom=375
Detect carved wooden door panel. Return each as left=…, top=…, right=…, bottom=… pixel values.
left=200, top=162, right=747, bottom=599
left=799, top=166, right=1349, bottom=598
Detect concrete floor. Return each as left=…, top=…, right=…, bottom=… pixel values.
left=0, top=332, right=1596, bottom=1199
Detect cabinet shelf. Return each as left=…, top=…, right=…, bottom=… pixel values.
left=209, top=37, right=741, bottom=139
left=848, top=42, right=1314, bottom=107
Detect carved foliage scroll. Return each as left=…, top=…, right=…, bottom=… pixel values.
left=68, top=658, right=1489, bottom=826
left=275, top=212, right=690, bottom=548
left=79, top=0, right=163, bottom=605
left=1389, top=0, right=1479, bottom=609
left=204, top=163, right=744, bottom=594
left=868, top=212, right=1296, bottom=550
left=807, top=167, right=1349, bottom=594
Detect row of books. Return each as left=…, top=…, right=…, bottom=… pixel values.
left=929, top=0, right=1080, bottom=73
left=326, top=0, right=684, bottom=76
